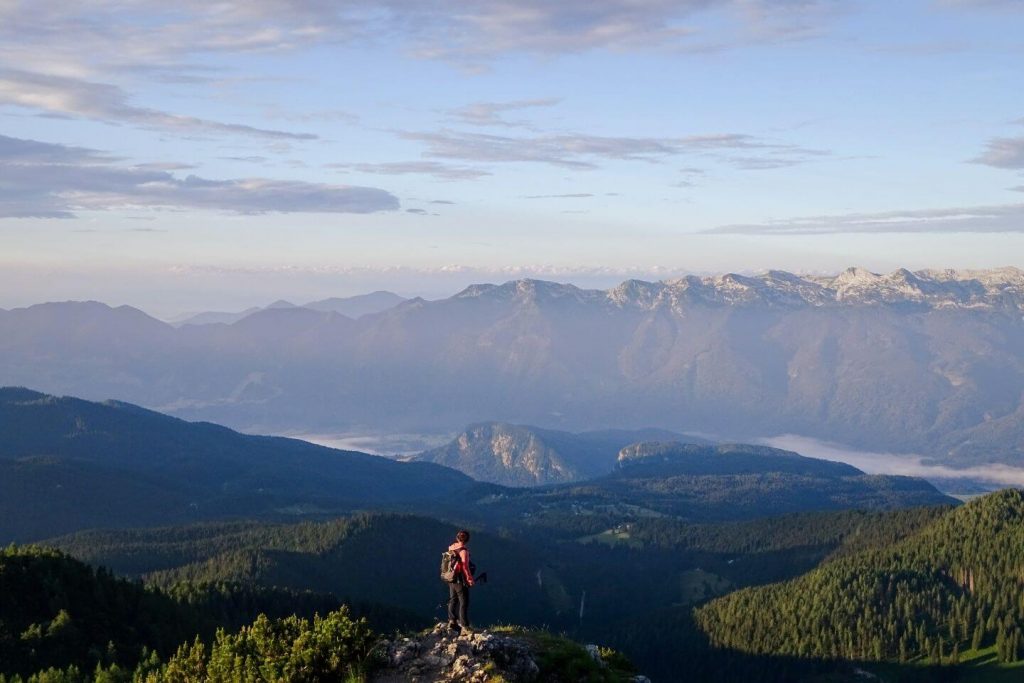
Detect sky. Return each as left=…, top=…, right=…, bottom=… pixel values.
left=1, top=0, right=1023, bottom=317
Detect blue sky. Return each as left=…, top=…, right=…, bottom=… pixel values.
left=1, top=0, right=1023, bottom=315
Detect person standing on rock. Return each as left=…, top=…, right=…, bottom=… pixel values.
left=447, top=529, right=475, bottom=634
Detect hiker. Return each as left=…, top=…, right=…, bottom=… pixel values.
left=446, top=529, right=475, bottom=633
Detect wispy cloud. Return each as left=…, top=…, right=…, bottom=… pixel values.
left=134, top=161, right=198, bottom=171
left=328, top=161, right=492, bottom=181
left=522, top=193, right=595, bottom=199
left=449, top=98, right=560, bottom=128
left=937, top=0, right=1024, bottom=10
left=972, top=136, right=1024, bottom=169
left=0, top=69, right=317, bottom=140
left=398, top=0, right=842, bottom=63
left=0, top=134, right=117, bottom=164
left=219, top=156, right=270, bottom=164
left=401, top=129, right=828, bottom=170
left=0, top=1, right=844, bottom=77
left=0, top=134, right=398, bottom=218
left=705, top=203, right=1024, bottom=234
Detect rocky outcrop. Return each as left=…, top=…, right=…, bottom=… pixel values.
left=415, top=422, right=700, bottom=487
left=373, top=625, right=540, bottom=682
left=372, top=624, right=649, bottom=682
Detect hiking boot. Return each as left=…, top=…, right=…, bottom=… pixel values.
left=459, top=626, right=475, bottom=636
left=447, top=621, right=461, bottom=632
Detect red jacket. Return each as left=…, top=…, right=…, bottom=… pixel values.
left=448, top=542, right=474, bottom=586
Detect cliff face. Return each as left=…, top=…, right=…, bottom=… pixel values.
left=415, top=422, right=700, bottom=487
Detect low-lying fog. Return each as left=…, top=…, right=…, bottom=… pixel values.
left=287, top=432, right=451, bottom=457
left=756, top=434, right=1024, bottom=493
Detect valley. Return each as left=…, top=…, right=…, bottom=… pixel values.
left=3, top=386, right=1021, bottom=681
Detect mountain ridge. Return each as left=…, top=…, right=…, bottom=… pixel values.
left=168, top=290, right=407, bottom=326
left=0, top=387, right=476, bottom=542
left=449, top=267, right=1024, bottom=311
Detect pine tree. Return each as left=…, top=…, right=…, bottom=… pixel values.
left=971, top=622, right=984, bottom=651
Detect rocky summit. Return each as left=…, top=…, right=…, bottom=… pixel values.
left=372, top=624, right=650, bottom=683
left=414, top=422, right=701, bottom=486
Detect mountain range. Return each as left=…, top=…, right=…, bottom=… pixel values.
left=2, top=267, right=1022, bottom=469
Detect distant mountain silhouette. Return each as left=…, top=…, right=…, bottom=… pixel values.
left=303, top=290, right=406, bottom=317
left=170, top=291, right=405, bottom=326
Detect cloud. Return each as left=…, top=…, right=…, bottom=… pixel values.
left=0, top=69, right=317, bottom=140
left=937, top=0, right=1024, bottom=9
left=726, top=155, right=820, bottom=170
left=219, top=156, right=270, bottom=164
left=134, top=162, right=198, bottom=171
left=401, top=129, right=827, bottom=170
left=0, top=1, right=844, bottom=78
left=705, top=203, right=1024, bottom=234
left=394, top=0, right=842, bottom=62
left=0, top=134, right=398, bottom=218
left=449, top=98, right=560, bottom=127
left=972, top=136, right=1024, bottom=169
left=328, top=161, right=492, bottom=181
left=0, top=134, right=117, bottom=164
left=522, top=193, right=595, bottom=199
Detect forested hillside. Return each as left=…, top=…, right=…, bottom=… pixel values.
left=46, top=504, right=965, bottom=681
left=0, top=545, right=392, bottom=680
left=697, top=489, right=1024, bottom=670
left=48, top=515, right=578, bottom=631
left=0, top=545, right=640, bottom=683
left=475, top=442, right=952, bottom=526
left=0, top=388, right=475, bottom=541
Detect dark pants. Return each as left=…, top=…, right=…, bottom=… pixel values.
left=448, top=581, right=470, bottom=627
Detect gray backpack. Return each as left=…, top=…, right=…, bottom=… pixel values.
left=440, top=548, right=461, bottom=583
left=440, top=547, right=475, bottom=583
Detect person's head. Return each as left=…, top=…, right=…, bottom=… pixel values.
left=456, top=529, right=470, bottom=544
